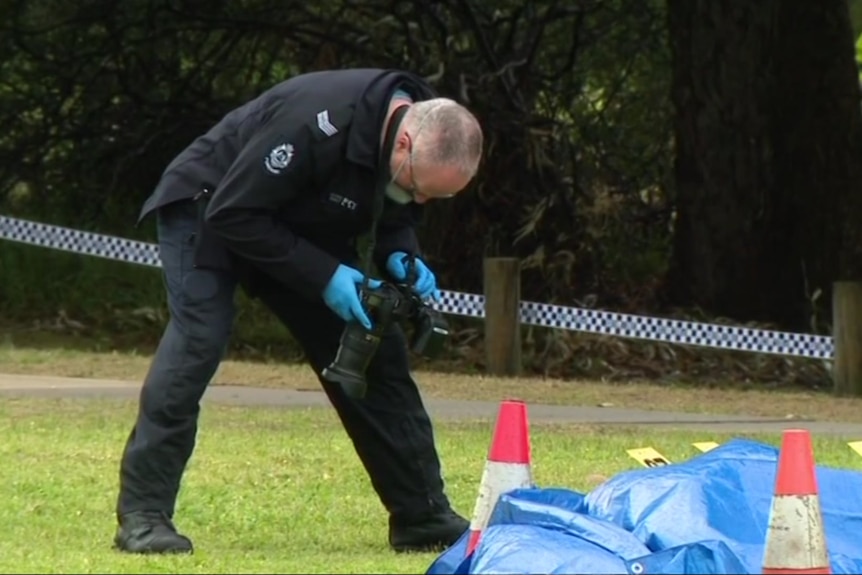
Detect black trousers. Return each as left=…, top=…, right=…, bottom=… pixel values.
left=116, top=200, right=451, bottom=521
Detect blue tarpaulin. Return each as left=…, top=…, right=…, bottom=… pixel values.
left=427, top=438, right=862, bottom=574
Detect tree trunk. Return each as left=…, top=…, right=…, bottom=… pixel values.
left=665, top=0, right=862, bottom=332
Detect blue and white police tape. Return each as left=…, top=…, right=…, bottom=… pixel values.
left=0, top=214, right=834, bottom=360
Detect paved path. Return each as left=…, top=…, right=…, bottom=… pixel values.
left=2, top=373, right=862, bottom=436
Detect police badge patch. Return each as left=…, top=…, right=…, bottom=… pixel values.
left=264, top=143, right=294, bottom=175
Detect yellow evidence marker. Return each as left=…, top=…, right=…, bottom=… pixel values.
left=849, top=441, right=862, bottom=458
left=627, top=447, right=672, bottom=468
left=692, top=441, right=720, bottom=453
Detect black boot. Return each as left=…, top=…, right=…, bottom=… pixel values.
left=114, top=511, right=194, bottom=554
left=389, top=509, right=469, bottom=553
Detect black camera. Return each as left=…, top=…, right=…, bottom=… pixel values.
left=321, top=281, right=450, bottom=399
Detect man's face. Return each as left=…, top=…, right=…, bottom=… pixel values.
left=387, top=132, right=473, bottom=204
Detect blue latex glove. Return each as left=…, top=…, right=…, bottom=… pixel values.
left=386, top=251, right=440, bottom=301
left=322, top=264, right=382, bottom=329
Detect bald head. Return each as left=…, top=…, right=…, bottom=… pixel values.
left=386, top=97, right=483, bottom=203
left=403, top=98, right=484, bottom=178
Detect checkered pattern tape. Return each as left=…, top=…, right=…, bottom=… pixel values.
left=0, top=215, right=835, bottom=359
left=0, top=215, right=161, bottom=267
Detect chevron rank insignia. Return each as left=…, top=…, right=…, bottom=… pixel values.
left=316, top=110, right=338, bottom=137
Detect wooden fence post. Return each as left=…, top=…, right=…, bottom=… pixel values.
left=483, top=257, right=522, bottom=376
left=832, top=281, right=862, bottom=396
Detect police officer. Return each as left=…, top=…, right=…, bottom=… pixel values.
left=113, top=68, right=484, bottom=554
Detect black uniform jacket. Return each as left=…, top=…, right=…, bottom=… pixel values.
left=138, top=68, right=436, bottom=301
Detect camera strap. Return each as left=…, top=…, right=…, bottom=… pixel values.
left=361, top=103, right=412, bottom=290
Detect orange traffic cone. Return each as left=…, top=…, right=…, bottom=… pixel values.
left=465, top=399, right=534, bottom=557
left=762, top=429, right=831, bottom=575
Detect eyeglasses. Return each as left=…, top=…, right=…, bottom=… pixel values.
left=393, top=132, right=455, bottom=200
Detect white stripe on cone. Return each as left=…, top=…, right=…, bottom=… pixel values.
left=467, top=460, right=533, bottom=553
left=762, top=494, right=830, bottom=574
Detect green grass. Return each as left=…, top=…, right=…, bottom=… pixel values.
left=1, top=398, right=861, bottom=574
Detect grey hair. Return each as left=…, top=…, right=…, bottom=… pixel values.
left=402, top=98, right=483, bottom=177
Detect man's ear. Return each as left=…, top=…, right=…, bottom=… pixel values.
left=394, top=131, right=411, bottom=152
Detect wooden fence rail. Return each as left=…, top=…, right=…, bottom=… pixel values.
left=480, top=257, right=861, bottom=396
